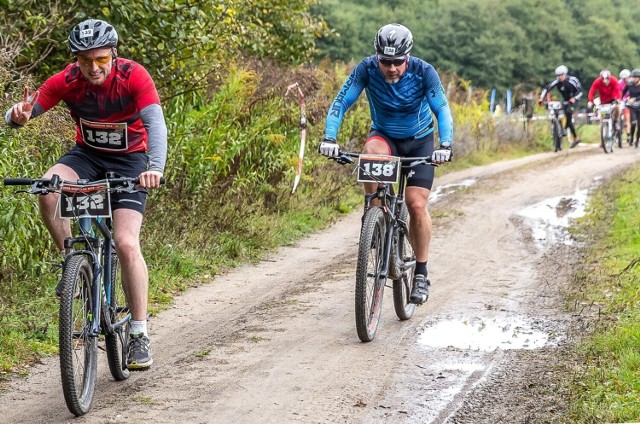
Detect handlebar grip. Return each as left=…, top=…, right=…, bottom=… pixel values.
left=3, top=178, right=34, bottom=186
left=160, top=177, right=166, bottom=185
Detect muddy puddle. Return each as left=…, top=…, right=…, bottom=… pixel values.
left=418, top=315, right=549, bottom=351
left=518, top=188, right=590, bottom=248
left=430, top=178, right=477, bottom=203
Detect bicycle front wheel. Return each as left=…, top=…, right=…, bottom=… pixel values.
left=393, top=202, right=416, bottom=321
left=355, top=207, right=387, bottom=342
left=59, top=255, right=97, bottom=416
left=601, top=123, right=614, bottom=153
left=105, top=252, right=131, bottom=381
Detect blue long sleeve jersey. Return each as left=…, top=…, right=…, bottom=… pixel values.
left=324, top=56, right=453, bottom=144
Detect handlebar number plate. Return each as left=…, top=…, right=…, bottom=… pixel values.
left=357, top=154, right=401, bottom=184
left=58, top=182, right=111, bottom=219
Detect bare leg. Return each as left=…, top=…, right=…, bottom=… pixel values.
left=362, top=138, right=392, bottom=206
left=39, top=164, right=80, bottom=251
left=113, top=208, right=148, bottom=321
left=405, top=186, right=431, bottom=263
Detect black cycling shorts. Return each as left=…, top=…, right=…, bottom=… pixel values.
left=57, top=145, right=148, bottom=214
left=365, top=130, right=436, bottom=190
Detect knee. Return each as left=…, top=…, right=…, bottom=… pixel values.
left=406, top=198, right=427, bottom=218
left=115, top=237, right=141, bottom=262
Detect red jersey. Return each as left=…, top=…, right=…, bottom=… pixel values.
left=588, top=76, right=622, bottom=104
left=36, top=58, right=160, bottom=153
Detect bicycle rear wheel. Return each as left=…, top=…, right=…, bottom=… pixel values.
left=59, top=255, right=97, bottom=416
left=355, top=207, right=386, bottom=342
left=393, top=203, right=416, bottom=320
left=105, top=252, right=131, bottom=381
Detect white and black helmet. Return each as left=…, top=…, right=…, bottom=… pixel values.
left=68, top=19, right=118, bottom=54
left=555, top=65, right=568, bottom=76
left=374, top=24, right=413, bottom=59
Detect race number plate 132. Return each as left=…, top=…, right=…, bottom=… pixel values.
left=357, top=154, right=401, bottom=184
left=58, top=182, right=111, bottom=219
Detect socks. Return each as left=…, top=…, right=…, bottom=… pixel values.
left=415, top=261, right=427, bottom=276
left=130, top=320, right=148, bottom=336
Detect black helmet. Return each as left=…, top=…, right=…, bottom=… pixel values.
left=631, top=68, right=640, bottom=78
left=68, top=19, right=118, bottom=54
left=374, top=24, right=413, bottom=59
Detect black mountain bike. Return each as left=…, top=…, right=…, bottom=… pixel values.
left=545, top=100, right=570, bottom=152
left=4, top=173, right=158, bottom=416
left=331, top=152, right=437, bottom=342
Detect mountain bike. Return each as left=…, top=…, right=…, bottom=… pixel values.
left=330, top=151, right=437, bottom=342
left=545, top=100, right=571, bottom=152
left=596, top=102, right=620, bottom=154
left=3, top=173, right=159, bottom=416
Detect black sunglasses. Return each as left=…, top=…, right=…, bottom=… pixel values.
left=379, top=57, right=406, bottom=67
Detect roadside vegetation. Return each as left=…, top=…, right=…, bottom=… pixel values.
left=564, top=164, right=640, bottom=422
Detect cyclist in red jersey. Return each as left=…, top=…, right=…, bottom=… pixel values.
left=588, top=70, right=623, bottom=130
left=4, top=19, right=167, bottom=370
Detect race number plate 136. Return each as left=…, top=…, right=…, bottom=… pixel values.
left=357, top=154, right=401, bottom=184
left=58, top=183, right=111, bottom=219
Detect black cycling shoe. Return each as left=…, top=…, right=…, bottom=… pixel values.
left=409, top=274, right=430, bottom=304
left=570, top=139, right=581, bottom=148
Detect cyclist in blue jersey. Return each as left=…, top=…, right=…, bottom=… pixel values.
left=319, top=23, right=454, bottom=305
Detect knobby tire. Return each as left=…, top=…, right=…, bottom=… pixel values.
left=601, top=122, right=614, bottom=153
left=59, top=255, right=97, bottom=416
left=355, top=207, right=386, bottom=342
left=392, top=202, right=416, bottom=321
left=105, top=253, right=131, bottom=381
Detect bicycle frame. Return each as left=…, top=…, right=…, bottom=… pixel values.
left=597, top=103, right=617, bottom=153
left=347, top=153, right=431, bottom=279
left=64, top=216, right=124, bottom=338
left=362, top=171, right=411, bottom=279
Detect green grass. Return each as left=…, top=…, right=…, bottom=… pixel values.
left=565, top=164, right=640, bottom=422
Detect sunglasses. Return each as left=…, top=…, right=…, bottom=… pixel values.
left=379, top=57, right=406, bottom=67
left=77, top=53, right=112, bottom=66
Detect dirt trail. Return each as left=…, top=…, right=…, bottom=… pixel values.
left=1, top=144, right=638, bottom=424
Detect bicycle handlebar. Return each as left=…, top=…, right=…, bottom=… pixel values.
left=3, top=175, right=166, bottom=192
left=4, top=178, right=34, bottom=186
left=332, top=151, right=437, bottom=166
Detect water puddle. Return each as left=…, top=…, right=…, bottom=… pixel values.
left=418, top=316, right=549, bottom=351
left=430, top=178, right=477, bottom=203
left=518, top=188, right=589, bottom=248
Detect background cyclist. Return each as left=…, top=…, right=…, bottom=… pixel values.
left=4, top=19, right=167, bottom=371
left=588, top=69, right=622, bottom=134
left=622, top=69, right=640, bottom=148
left=619, top=69, right=632, bottom=144
left=538, top=65, right=583, bottom=148
left=319, top=23, right=454, bottom=305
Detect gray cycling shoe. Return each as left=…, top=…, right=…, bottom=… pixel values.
left=409, top=274, right=430, bottom=304
left=127, top=333, right=153, bottom=370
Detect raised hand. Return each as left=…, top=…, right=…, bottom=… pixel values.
left=10, top=87, right=40, bottom=126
